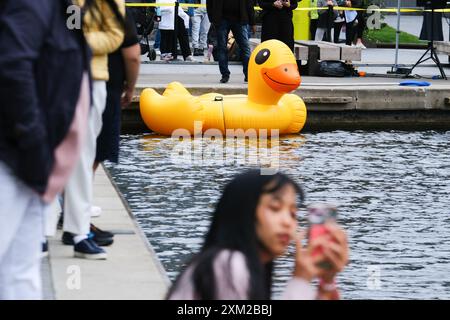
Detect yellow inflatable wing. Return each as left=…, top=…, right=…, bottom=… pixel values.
left=140, top=39, right=307, bottom=135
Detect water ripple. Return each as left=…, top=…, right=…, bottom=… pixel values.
left=105, top=131, right=450, bottom=299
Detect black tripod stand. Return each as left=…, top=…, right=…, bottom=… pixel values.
left=406, top=7, right=447, bottom=79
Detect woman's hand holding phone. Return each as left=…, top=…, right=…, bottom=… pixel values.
left=295, top=203, right=349, bottom=284
left=293, top=230, right=330, bottom=281
left=316, top=222, right=349, bottom=282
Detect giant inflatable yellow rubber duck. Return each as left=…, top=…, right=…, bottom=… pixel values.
left=140, top=39, right=307, bottom=135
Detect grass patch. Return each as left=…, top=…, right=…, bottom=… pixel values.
left=364, top=23, right=426, bottom=44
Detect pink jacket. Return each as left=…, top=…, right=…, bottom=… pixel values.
left=168, top=250, right=317, bottom=300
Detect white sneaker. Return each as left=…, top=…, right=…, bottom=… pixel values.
left=185, top=55, right=195, bottom=62
left=161, top=53, right=173, bottom=62
left=90, top=206, right=102, bottom=218
left=356, top=42, right=366, bottom=49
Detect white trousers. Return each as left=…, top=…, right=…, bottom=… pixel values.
left=0, top=162, right=45, bottom=300
left=315, top=28, right=333, bottom=42
left=191, top=8, right=210, bottom=49
left=63, top=81, right=106, bottom=236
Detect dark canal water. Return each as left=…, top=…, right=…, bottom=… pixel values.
left=105, top=131, right=450, bottom=299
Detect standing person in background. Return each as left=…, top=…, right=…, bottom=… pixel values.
left=95, top=10, right=140, bottom=181
left=158, top=0, right=194, bottom=61
left=62, top=0, right=125, bottom=260
left=259, top=0, right=299, bottom=53
left=315, top=0, right=338, bottom=42
left=167, top=170, right=349, bottom=300
left=333, top=1, right=346, bottom=43
left=0, top=0, right=90, bottom=299
left=310, top=0, right=319, bottom=40
left=192, top=0, right=211, bottom=56
left=207, top=0, right=256, bottom=83
left=344, top=0, right=358, bottom=46
left=349, top=0, right=366, bottom=48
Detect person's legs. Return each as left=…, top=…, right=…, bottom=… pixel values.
left=280, top=18, right=295, bottom=52
left=160, top=29, right=174, bottom=59
left=261, top=13, right=279, bottom=42
left=230, top=22, right=250, bottom=79
left=315, top=28, right=325, bottom=41
left=345, top=22, right=355, bottom=46
left=334, top=21, right=344, bottom=43
left=199, top=9, right=210, bottom=50
left=154, top=28, right=161, bottom=50
left=64, top=81, right=106, bottom=239
left=356, top=12, right=365, bottom=40
left=0, top=162, right=44, bottom=300
left=217, top=20, right=231, bottom=79
left=177, top=16, right=192, bottom=59
left=310, top=19, right=318, bottom=40
left=95, top=84, right=122, bottom=165
left=191, top=10, right=201, bottom=49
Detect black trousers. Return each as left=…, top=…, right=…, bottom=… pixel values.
left=334, top=21, right=344, bottom=43
left=345, top=21, right=356, bottom=45
left=356, top=11, right=365, bottom=39
left=261, top=12, right=294, bottom=52
left=310, top=19, right=318, bottom=40
left=160, top=16, right=192, bottom=59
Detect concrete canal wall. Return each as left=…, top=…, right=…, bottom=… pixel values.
left=123, top=84, right=450, bottom=133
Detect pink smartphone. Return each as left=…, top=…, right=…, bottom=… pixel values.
left=307, top=203, right=338, bottom=269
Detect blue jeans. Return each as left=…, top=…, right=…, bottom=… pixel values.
left=216, top=20, right=251, bottom=78
left=154, top=29, right=161, bottom=49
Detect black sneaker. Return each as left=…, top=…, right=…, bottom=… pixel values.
left=90, top=224, right=114, bottom=239
left=193, top=48, right=204, bottom=56
left=57, top=214, right=63, bottom=230
left=41, top=240, right=49, bottom=258
left=220, top=75, right=230, bottom=83
left=74, top=238, right=107, bottom=260
left=62, top=226, right=114, bottom=247
left=62, top=231, right=75, bottom=245
left=244, top=75, right=248, bottom=82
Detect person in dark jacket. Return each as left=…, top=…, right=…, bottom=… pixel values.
left=206, top=0, right=256, bottom=83
left=0, top=0, right=90, bottom=299
left=259, top=0, right=298, bottom=52
left=316, top=0, right=338, bottom=42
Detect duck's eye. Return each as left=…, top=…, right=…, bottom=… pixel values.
left=255, top=49, right=270, bottom=65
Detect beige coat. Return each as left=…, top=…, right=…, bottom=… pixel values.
left=75, top=0, right=125, bottom=81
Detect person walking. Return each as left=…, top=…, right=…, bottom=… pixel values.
left=62, top=0, right=126, bottom=260
left=206, top=0, right=256, bottom=83
left=158, top=0, right=194, bottom=61
left=96, top=10, right=140, bottom=170
left=191, top=0, right=211, bottom=56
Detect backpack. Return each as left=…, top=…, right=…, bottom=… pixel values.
left=318, top=60, right=358, bottom=77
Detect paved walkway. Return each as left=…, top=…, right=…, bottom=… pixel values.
left=137, top=47, right=450, bottom=89
left=43, top=166, right=169, bottom=300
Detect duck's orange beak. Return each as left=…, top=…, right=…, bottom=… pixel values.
left=261, top=64, right=301, bottom=93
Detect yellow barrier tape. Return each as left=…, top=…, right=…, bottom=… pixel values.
left=125, top=3, right=450, bottom=13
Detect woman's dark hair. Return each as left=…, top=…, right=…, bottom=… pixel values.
left=83, top=0, right=125, bottom=28
left=168, top=170, right=304, bottom=300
